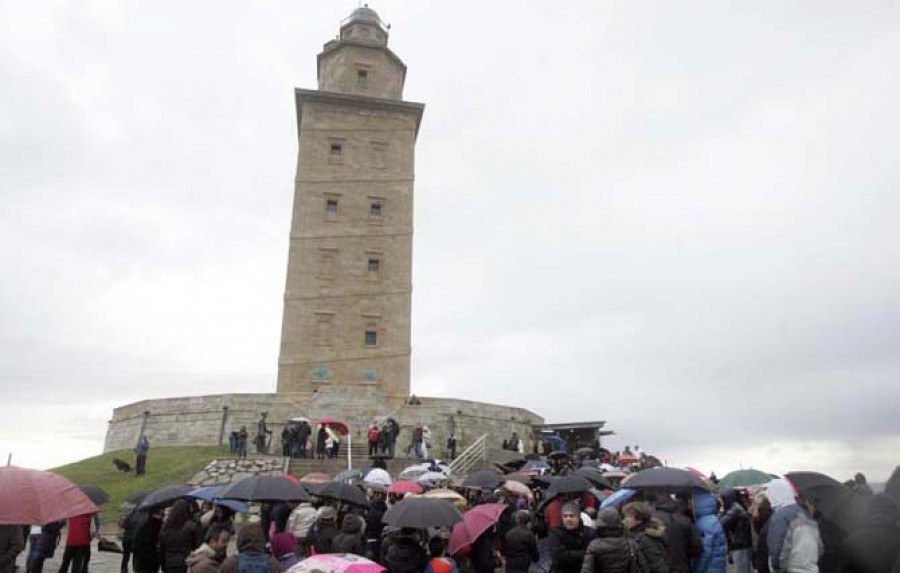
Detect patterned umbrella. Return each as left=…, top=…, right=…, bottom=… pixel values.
left=0, top=467, right=98, bottom=525
left=287, top=553, right=385, bottom=573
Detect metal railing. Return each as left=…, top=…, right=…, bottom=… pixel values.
left=448, top=433, right=488, bottom=476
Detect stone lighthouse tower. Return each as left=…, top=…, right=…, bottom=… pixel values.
left=277, top=6, right=424, bottom=402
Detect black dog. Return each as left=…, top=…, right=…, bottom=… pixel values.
left=112, top=458, right=132, bottom=473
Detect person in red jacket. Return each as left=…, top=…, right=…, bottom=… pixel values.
left=58, top=513, right=96, bottom=573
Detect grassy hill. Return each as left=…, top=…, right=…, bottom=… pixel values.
left=52, top=446, right=230, bottom=523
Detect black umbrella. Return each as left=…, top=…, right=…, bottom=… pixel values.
left=548, top=450, right=570, bottom=460
left=382, top=497, right=463, bottom=529
left=138, top=485, right=194, bottom=510
left=575, top=447, right=596, bottom=458
left=785, top=472, right=866, bottom=532
left=316, top=482, right=370, bottom=508
left=78, top=485, right=109, bottom=506
left=624, top=467, right=713, bottom=493
left=575, top=468, right=615, bottom=490
left=547, top=475, right=592, bottom=496
left=461, top=470, right=503, bottom=490
left=524, top=453, right=541, bottom=461
left=217, top=476, right=310, bottom=503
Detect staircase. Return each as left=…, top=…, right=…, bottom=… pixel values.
left=448, top=433, right=488, bottom=476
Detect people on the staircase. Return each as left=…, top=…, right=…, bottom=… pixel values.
left=447, top=433, right=457, bottom=460
left=236, top=426, right=248, bottom=458
left=316, top=425, right=328, bottom=460
left=281, top=425, right=290, bottom=457
left=368, top=425, right=380, bottom=456
left=255, top=411, right=272, bottom=454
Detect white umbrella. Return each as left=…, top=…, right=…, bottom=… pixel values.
left=364, top=468, right=392, bottom=487
left=400, top=465, right=431, bottom=480
left=417, top=471, right=450, bottom=485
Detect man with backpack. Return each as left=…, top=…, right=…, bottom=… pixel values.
left=766, top=479, right=823, bottom=573
left=582, top=508, right=647, bottom=573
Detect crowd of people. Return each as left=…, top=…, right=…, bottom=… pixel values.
left=8, top=450, right=897, bottom=573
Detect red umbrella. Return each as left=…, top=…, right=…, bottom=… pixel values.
left=0, top=466, right=98, bottom=525
left=316, top=417, right=349, bottom=436
left=448, top=502, right=507, bottom=555
left=387, top=481, right=423, bottom=495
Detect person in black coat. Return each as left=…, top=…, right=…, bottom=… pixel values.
left=365, top=495, right=387, bottom=561
left=503, top=510, right=539, bottom=573
left=470, top=527, right=498, bottom=573
left=156, top=500, right=201, bottom=573
left=381, top=528, right=428, bottom=573
left=582, top=508, right=647, bottom=573
left=753, top=496, right=773, bottom=573
left=839, top=493, right=900, bottom=573
left=624, top=502, right=668, bottom=573
left=549, top=502, right=593, bottom=573
left=654, top=497, right=701, bottom=573
left=333, top=514, right=365, bottom=556
left=131, top=510, right=163, bottom=573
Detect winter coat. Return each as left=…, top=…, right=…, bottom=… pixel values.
left=839, top=494, right=900, bottom=573
left=633, top=518, right=670, bottom=573
left=333, top=515, right=365, bottom=556
left=38, top=521, right=64, bottom=559
left=0, top=525, right=24, bottom=573
left=655, top=505, right=701, bottom=573
left=365, top=499, right=387, bottom=541
left=720, top=502, right=754, bottom=551
left=219, top=525, right=281, bottom=573
left=470, top=529, right=496, bottom=573
left=158, top=519, right=202, bottom=572
left=382, top=533, right=428, bottom=573
left=309, top=519, right=338, bottom=554
left=691, top=492, right=728, bottom=573
left=503, top=525, right=539, bottom=572
left=768, top=504, right=822, bottom=573
left=287, top=503, right=317, bottom=539
left=185, top=543, right=223, bottom=573
left=65, top=513, right=94, bottom=547
left=581, top=524, right=646, bottom=573
left=132, top=513, right=163, bottom=573
left=549, top=524, right=594, bottom=573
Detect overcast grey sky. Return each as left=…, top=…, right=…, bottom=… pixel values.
left=1, top=1, right=898, bottom=479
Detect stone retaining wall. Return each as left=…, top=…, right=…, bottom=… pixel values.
left=188, top=457, right=286, bottom=487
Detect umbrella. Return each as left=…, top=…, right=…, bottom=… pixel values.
left=548, top=450, right=569, bottom=460
left=299, top=472, right=332, bottom=485
left=363, top=468, right=392, bottom=488
left=78, top=485, right=109, bottom=506
left=502, top=480, right=533, bottom=500
left=417, top=472, right=450, bottom=486
left=623, top=467, right=713, bottom=493
left=618, top=454, right=639, bottom=465
left=448, top=502, right=508, bottom=555
left=217, top=475, right=310, bottom=503
left=289, top=416, right=311, bottom=424
left=575, top=468, right=615, bottom=490
left=288, top=553, right=386, bottom=573
left=524, top=453, right=541, bottom=461
left=139, top=485, right=194, bottom=510
left=461, top=470, right=504, bottom=490
left=399, top=465, right=431, bottom=480
left=600, top=488, right=637, bottom=509
left=522, top=461, right=551, bottom=473
left=316, top=417, right=349, bottom=435
left=187, top=487, right=249, bottom=514
left=785, top=472, right=866, bottom=532
left=575, top=447, right=596, bottom=458
left=333, top=469, right=365, bottom=484
left=719, top=469, right=774, bottom=489
left=421, top=489, right=467, bottom=510
left=387, top=481, right=424, bottom=495
left=121, top=490, right=151, bottom=512
left=316, top=482, right=370, bottom=508
left=547, top=475, right=592, bottom=496
left=0, top=467, right=98, bottom=525
left=505, top=472, right=535, bottom=485
left=382, top=497, right=463, bottom=529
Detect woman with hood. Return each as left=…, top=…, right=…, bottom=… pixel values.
left=381, top=528, right=429, bottom=573
left=333, top=514, right=365, bottom=556
left=624, top=501, right=669, bottom=573
left=582, top=508, right=647, bottom=573
left=690, top=492, right=727, bottom=573
left=765, top=478, right=822, bottom=573
left=548, top=502, right=593, bottom=573
left=219, top=525, right=281, bottom=573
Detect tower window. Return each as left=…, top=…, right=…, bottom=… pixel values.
left=326, top=198, right=339, bottom=214
left=357, top=69, right=368, bottom=87
left=365, top=330, right=378, bottom=346
left=367, top=258, right=380, bottom=273
left=330, top=142, right=342, bottom=158
left=370, top=202, right=382, bottom=216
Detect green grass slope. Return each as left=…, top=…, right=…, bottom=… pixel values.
left=52, top=446, right=229, bottom=523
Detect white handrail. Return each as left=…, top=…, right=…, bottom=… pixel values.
left=448, top=433, right=488, bottom=476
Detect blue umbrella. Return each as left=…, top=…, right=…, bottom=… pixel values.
left=189, top=486, right=250, bottom=514
left=522, top=461, right=551, bottom=472
left=600, top=488, right=637, bottom=509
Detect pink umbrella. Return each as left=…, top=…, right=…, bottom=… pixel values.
left=448, top=502, right=508, bottom=555
left=288, top=553, right=385, bottom=573
left=387, top=481, right=423, bottom=495
left=0, top=466, right=98, bottom=525
left=316, top=417, right=349, bottom=436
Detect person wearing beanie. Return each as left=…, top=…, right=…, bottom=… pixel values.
left=504, top=510, right=539, bottom=573
left=623, top=502, right=668, bottom=573
left=582, top=508, right=648, bottom=573
left=333, top=514, right=365, bottom=556
left=219, top=525, right=280, bottom=573
left=309, top=506, right=338, bottom=555
left=270, top=531, right=298, bottom=570
left=549, top=502, right=593, bottom=573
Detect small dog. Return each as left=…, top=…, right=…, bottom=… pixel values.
left=112, top=458, right=132, bottom=473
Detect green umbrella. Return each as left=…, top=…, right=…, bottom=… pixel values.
left=719, top=469, right=774, bottom=488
